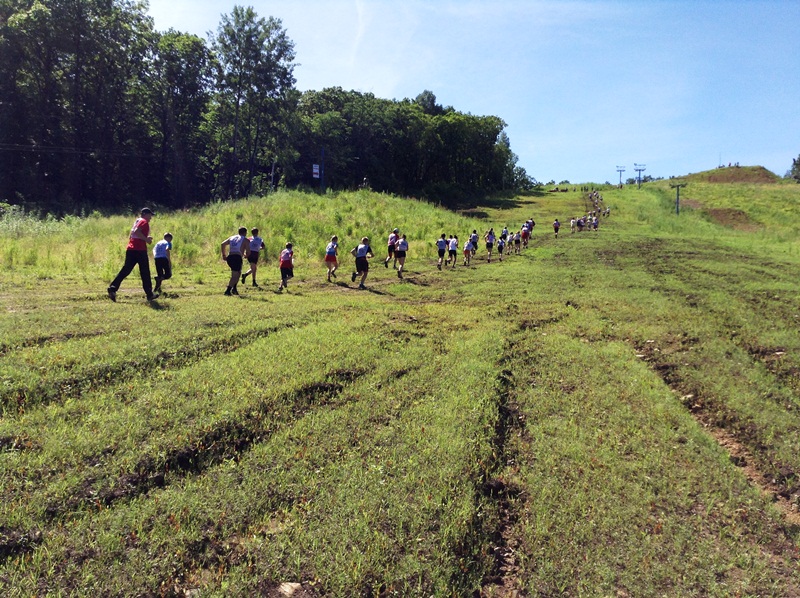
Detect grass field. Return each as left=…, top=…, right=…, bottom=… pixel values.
left=1, top=168, right=799, bottom=596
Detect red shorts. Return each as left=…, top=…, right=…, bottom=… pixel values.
left=324, top=254, right=337, bottom=263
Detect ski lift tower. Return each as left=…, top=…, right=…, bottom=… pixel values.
left=634, top=163, right=646, bottom=189
left=616, top=165, right=625, bottom=186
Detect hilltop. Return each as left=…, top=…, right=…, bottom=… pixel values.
left=677, top=164, right=781, bottom=184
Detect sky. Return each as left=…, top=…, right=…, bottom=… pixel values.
left=145, top=0, right=800, bottom=184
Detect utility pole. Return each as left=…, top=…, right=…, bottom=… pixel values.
left=634, top=163, right=646, bottom=189
left=616, top=165, right=625, bottom=186
left=670, top=182, right=687, bottom=215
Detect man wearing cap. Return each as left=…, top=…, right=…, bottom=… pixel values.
left=107, top=208, right=157, bottom=302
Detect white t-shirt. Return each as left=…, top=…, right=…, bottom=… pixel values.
left=153, top=239, right=171, bottom=259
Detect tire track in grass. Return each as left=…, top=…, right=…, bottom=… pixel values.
left=0, top=322, right=299, bottom=414
left=636, top=342, right=800, bottom=534
left=444, top=332, right=526, bottom=595
left=166, top=368, right=418, bottom=596
left=40, top=368, right=368, bottom=524
left=0, top=369, right=368, bottom=566
left=476, top=315, right=569, bottom=596
left=0, top=330, right=107, bottom=357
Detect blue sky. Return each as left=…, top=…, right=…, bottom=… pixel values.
left=146, top=0, right=800, bottom=184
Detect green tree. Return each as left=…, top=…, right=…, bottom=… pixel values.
left=210, top=5, right=296, bottom=199
left=0, top=0, right=156, bottom=212
left=148, top=29, right=214, bottom=206
left=789, top=155, right=800, bottom=182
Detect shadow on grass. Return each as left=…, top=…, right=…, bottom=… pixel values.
left=146, top=300, right=170, bottom=311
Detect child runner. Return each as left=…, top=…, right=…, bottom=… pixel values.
left=447, top=235, right=459, bottom=268
left=277, top=242, right=294, bottom=291
left=395, top=233, right=408, bottom=278
left=436, top=233, right=448, bottom=270
left=484, top=228, right=496, bottom=263
left=570, top=217, right=576, bottom=234
left=107, top=207, right=157, bottom=302
left=469, top=230, right=479, bottom=257
left=463, top=237, right=473, bottom=266
left=221, top=227, right=251, bottom=296
left=241, top=227, right=264, bottom=287
left=153, top=232, right=173, bottom=294
left=324, top=235, right=339, bottom=282
left=521, top=224, right=530, bottom=249
left=553, top=219, right=561, bottom=238
left=351, top=237, right=374, bottom=289
left=384, top=228, right=399, bottom=269
left=496, top=236, right=505, bottom=261
left=513, top=231, right=522, bottom=254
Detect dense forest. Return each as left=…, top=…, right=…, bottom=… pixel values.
left=0, top=0, right=535, bottom=214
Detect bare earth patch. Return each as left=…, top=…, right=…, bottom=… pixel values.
left=705, top=208, right=761, bottom=232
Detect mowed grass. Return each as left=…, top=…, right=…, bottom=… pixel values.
left=1, top=175, right=799, bottom=596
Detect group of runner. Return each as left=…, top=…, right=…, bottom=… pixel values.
left=107, top=209, right=567, bottom=299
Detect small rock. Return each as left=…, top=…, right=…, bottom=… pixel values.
left=279, top=582, right=303, bottom=597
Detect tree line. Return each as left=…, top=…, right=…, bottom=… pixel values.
left=0, top=0, right=535, bottom=215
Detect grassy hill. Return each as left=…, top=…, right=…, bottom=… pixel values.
left=1, top=175, right=799, bottom=596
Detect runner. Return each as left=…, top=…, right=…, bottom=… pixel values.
left=153, top=232, right=173, bottom=294
left=324, top=235, right=339, bottom=282
left=463, top=237, right=473, bottom=266
left=553, top=219, right=561, bottom=238
left=277, top=242, right=294, bottom=292
left=107, top=207, right=157, bottom=302
left=384, top=228, right=399, bottom=269
left=395, top=233, right=409, bottom=278
left=521, top=224, right=530, bottom=249
left=469, top=230, right=479, bottom=257
left=484, top=228, right=496, bottom=263
left=447, top=235, right=459, bottom=268
left=351, top=236, right=374, bottom=289
left=496, top=235, right=505, bottom=261
left=435, top=233, right=448, bottom=270
left=221, top=227, right=250, bottom=296
left=513, top=230, right=522, bottom=254
left=241, top=227, right=264, bottom=287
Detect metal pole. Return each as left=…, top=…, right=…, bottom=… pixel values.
left=320, top=147, right=325, bottom=193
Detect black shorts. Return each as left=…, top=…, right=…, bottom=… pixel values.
left=498, top=245, right=504, bottom=254
left=486, top=242, right=493, bottom=250
left=395, top=250, right=406, bottom=259
left=387, top=246, right=395, bottom=256
left=448, top=249, right=457, bottom=258
left=438, top=248, right=446, bottom=258
left=155, top=257, right=172, bottom=280
left=355, top=256, right=369, bottom=272
left=248, top=251, right=259, bottom=264
left=280, top=267, right=294, bottom=279
left=227, top=254, right=243, bottom=271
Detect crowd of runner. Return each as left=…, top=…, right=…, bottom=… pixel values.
left=107, top=202, right=610, bottom=300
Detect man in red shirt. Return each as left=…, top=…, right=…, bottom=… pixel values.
left=107, top=208, right=157, bottom=302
